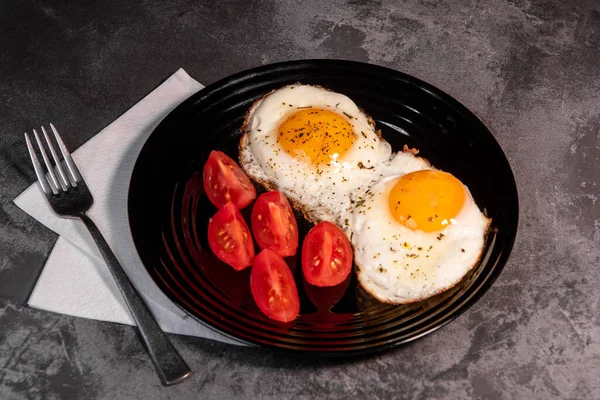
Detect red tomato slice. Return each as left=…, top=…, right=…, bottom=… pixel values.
left=203, top=150, right=256, bottom=210
left=251, top=191, right=299, bottom=257
left=207, top=201, right=255, bottom=271
left=302, top=221, right=353, bottom=287
left=251, top=249, right=300, bottom=322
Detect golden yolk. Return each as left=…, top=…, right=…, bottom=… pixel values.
left=388, top=170, right=467, bottom=232
left=277, top=108, right=355, bottom=165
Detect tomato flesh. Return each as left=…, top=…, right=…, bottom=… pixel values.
left=251, top=249, right=300, bottom=322
left=207, top=201, right=255, bottom=270
left=302, top=221, right=353, bottom=287
left=251, top=191, right=298, bottom=257
left=203, top=150, right=256, bottom=210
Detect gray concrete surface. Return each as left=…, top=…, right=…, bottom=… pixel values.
left=1, top=0, right=599, bottom=398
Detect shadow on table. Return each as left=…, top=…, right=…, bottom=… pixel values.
left=177, top=334, right=415, bottom=369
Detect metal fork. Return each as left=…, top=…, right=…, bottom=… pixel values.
left=25, top=124, right=191, bottom=386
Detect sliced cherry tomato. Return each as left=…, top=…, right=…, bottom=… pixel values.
left=251, top=191, right=299, bottom=257
left=302, top=221, right=353, bottom=287
left=203, top=150, right=257, bottom=210
left=251, top=249, right=300, bottom=322
left=207, top=201, right=255, bottom=270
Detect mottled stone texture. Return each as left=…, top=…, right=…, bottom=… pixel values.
left=1, top=0, right=599, bottom=398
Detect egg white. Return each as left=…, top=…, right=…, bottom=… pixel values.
left=345, top=173, right=491, bottom=304
left=240, top=84, right=392, bottom=223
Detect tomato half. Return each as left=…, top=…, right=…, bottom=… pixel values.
left=251, top=249, right=300, bottom=322
left=207, top=201, right=255, bottom=270
left=302, top=221, right=353, bottom=287
left=251, top=191, right=299, bottom=257
left=203, top=150, right=256, bottom=210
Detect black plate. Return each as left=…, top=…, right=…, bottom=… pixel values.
left=128, top=60, right=518, bottom=355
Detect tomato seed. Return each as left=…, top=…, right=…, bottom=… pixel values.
left=257, top=214, right=263, bottom=221
left=224, top=191, right=231, bottom=200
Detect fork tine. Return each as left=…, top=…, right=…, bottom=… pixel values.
left=25, top=133, right=53, bottom=195
left=41, top=126, right=69, bottom=190
left=49, top=123, right=82, bottom=185
left=32, top=129, right=60, bottom=194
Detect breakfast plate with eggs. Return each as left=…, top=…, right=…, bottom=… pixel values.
left=128, top=60, right=518, bottom=355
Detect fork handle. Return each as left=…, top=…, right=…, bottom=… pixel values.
left=79, top=213, right=191, bottom=386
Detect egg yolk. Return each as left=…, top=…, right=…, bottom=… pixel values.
left=388, top=170, right=467, bottom=232
left=277, top=108, right=355, bottom=165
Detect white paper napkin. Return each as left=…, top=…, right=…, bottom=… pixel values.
left=14, top=69, right=247, bottom=346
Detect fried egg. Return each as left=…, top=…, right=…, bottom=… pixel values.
left=239, top=84, right=391, bottom=223
left=239, top=84, right=491, bottom=305
left=346, top=169, right=491, bottom=304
